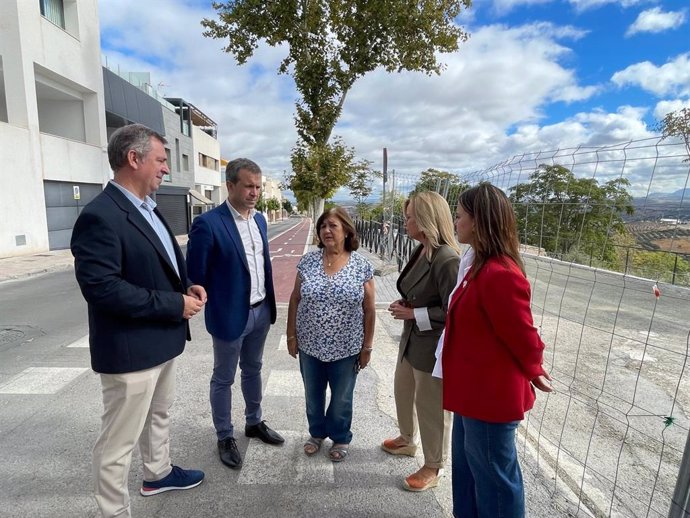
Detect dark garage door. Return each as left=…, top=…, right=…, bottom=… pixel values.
left=155, top=186, right=190, bottom=236
left=44, top=180, right=103, bottom=250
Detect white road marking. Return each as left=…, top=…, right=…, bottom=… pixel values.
left=238, top=430, right=335, bottom=485
left=290, top=250, right=295, bottom=254
left=278, top=335, right=287, bottom=350
left=276, top=247, right=283, bottom=253
left=264, top=370, right=303, bottom=397
left=0, top=367, right=88, bottom=394
left=67, top=335, right=89, bottom=348
left=268, top=221, right=303, bottom=243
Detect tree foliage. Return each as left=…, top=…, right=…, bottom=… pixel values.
left=509, top=164, right=635, bottom=264
left=411, top=168, right=469, bottom=206
left=266, top=197, right=281, bottom=212
left=203, top=0, right=471, bottom=215
left=657, top=107, right=690, bottom=161
left=282, top=199, right=293, bottom=213
left=286, top=137, right=373, bottom=217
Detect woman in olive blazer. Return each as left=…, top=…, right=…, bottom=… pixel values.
left=383, top=192, right=460, bottom=492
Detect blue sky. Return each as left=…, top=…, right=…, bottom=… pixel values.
left=99, top=0, right=690, bottom=197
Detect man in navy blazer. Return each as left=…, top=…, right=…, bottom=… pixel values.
left=186, top=158, right=284, bottom=470
left=71, top=124, right=207, bottom=517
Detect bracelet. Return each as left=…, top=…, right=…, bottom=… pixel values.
left=362, top=347, right=373, bottom=352
left=287, top=336, right=297, bottom=341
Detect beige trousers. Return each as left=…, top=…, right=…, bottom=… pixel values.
left=92, top=359, right=176, bottom=517
left=394, top=356, right=451, bottom=469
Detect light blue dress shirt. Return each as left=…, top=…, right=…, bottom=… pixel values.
left=110, top=181, right=180, bottom=277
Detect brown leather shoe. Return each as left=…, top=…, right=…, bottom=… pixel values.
left=381, top=437, right=417, bottom=457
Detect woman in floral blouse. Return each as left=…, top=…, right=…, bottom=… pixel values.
left=287, top=207, right=376, bottom=462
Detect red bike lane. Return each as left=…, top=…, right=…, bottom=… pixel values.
left=269, top=218, right=312, bottom=303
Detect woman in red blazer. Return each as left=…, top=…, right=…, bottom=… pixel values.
left=442, top=183, right=552, bottom=518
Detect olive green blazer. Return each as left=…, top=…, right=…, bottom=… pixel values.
left=397, top=244, right=459, bottom=372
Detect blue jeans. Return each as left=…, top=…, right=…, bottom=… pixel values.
left=210, top=303, right=271, bottom=440
left=452, top=414, right=524, bottom=518
left=299, top=351, right=359, bottom=444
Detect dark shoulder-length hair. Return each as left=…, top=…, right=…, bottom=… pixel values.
left=315, top=207, right=360, bottom=251
left=458, top=182, right=525, bottom=278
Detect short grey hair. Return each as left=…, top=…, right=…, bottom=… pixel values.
left=226, top=158, right=261, bottom=183
left=108, top=124, right=167, bottom=172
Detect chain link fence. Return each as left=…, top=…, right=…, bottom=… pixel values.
left=355, top=135, right=690, bottom=517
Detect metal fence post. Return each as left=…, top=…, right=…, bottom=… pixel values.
left=669, top=429, right=690, bottom=517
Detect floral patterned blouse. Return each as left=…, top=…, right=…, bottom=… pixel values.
left=296, top=250, right=374, bottom=362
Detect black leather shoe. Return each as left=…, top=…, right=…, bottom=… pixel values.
left=245, top=421, right=285, bottom=445
left=218, top=437, right=242, bottom=469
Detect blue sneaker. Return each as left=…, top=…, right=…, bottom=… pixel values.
left=140, top=465, right=205, bottom=496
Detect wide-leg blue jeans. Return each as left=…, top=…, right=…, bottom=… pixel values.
left=452, top=413, right=524, bottom=518
left=298, top=351, right=359, bottom=444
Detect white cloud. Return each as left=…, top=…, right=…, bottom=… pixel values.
left=568, top=0, right=648, bottom=12
left=490, top=0, right=553, bottom=15
left=99, top=1, right=672, bottom=199
left=611, top=53, right=690, bottom=97
left=626, top=7, right=687, bottom=36
left=654, top=99, right=690, bottom=120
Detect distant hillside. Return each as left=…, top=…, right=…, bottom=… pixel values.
left=627, top=187, right=690, bottom=222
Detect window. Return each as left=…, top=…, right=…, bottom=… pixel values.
left=40, top=0, right=65, bottom=29
left=39, top=0, right=79, bottom=37
left=164, top=148, right=172, bottom=182
left=182, top=154, right=189, bottom=171
left=198, top=152, right=219, bottom=171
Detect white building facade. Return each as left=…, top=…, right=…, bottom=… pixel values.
left=0, top=0, right=109, bottom=256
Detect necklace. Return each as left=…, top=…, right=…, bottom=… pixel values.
left=324, top=250, right=343, bottom=267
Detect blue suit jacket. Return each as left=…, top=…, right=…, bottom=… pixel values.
left=186, top=203, right=277, bottom=341
left=71, top=183, right=191, bottom=374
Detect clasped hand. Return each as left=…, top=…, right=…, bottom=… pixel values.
left=183, top=285, right=207, bottom=319
left=388, top=299, right=414, bottom=320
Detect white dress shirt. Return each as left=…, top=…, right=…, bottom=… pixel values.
left=226, top=200, right=266, bottom=305
left=432, top=247, right=475, bottom=378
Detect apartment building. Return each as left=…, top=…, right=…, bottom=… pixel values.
left=0, top=0, right=109, bottom=255
left=166, top=98, right=221, bottom=218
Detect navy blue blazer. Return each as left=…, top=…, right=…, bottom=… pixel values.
left=71, top=183, right=191, bottom=374
left=186, top=203, right=277, bottom=341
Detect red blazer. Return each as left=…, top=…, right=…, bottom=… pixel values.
left=442, top=256, right=546, bottom=423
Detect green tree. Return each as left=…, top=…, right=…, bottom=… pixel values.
left=631, top=250, right=690, bottom=285
left=411, top=168, right=469, bottom=206
left=657, top=107, right=690, bottom=161
left=266, top=197, right=281, bottom=212
left=509, top=164, right=635, bottom=265
left=286, top=137, right=373, bottom=218
left=347, top=165, right=381, bottom=218
left=282, top=199, right=293, bottom=214
left=255, top=194, right=267, bottom=212
left=202, top=0, right=471, bottom=218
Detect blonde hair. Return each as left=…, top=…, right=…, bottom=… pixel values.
left=407, top=191, right=461, bottom=259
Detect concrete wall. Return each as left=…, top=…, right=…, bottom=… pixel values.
left=162, top=106, right=194, bottom=189
left=192, top=126, right=222, bottom=203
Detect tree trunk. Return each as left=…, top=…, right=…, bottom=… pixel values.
left=311, top=198, right=325, bottom=219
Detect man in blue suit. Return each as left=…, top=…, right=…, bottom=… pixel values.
left=71, top=124, right=206, bottom=517
left=186, top=158, right=284, bottom=469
